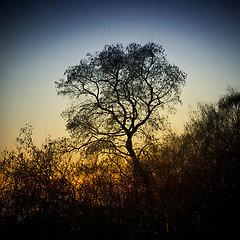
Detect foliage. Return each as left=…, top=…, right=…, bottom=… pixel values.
left=1, top=89, right=240, bottom=239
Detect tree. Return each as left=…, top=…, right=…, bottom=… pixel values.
left=55, top=42, right=186, bottom=179
left=182, top=88, right=240, bottom=192
left=218, top=88, right=240, bottom=138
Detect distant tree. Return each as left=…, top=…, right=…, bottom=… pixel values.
left=55, top=43, right=186, bottom=180
left=218, top=88, right=240, bottom=137
left=183, top=88, right=240, bottom=188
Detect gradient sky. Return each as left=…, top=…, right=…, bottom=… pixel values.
left=0, top=0, right=240, bottom=150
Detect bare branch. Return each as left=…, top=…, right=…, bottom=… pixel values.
left=55, top=42, right=186, bottom=172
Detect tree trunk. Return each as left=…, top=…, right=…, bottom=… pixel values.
left=125, top=135, right=154, bottom=207
left=126, top=136, right=140, bottom=177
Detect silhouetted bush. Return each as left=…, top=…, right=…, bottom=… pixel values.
left=1, top=90, right=240, bottom=239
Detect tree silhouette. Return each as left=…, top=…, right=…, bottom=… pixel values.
left=55, top=43, right=186, bottom=180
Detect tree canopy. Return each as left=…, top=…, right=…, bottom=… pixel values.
left=55, top=43, right=186, bottom=174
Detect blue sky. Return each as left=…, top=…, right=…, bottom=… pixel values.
left=0, top=0, right=240, bottom=149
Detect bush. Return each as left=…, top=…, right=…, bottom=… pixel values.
left=1, top=90, right=240, bottom=239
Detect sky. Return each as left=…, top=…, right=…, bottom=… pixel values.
left=0, top=0, right=240, bottom=150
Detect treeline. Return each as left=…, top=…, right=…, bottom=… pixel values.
left=1, top=89, right=240, bottom=240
